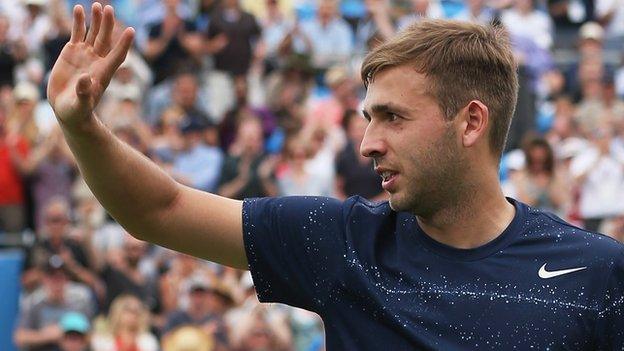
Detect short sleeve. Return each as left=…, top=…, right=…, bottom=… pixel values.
left=595, top=248, right=624, bottom=349
left=242, top=196, right=349, bottom=311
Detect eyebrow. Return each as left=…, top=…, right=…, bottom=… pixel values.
left=361, top=103, right=412, bottom=121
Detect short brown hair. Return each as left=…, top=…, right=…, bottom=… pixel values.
left=361, top=19, right=518, bottom=159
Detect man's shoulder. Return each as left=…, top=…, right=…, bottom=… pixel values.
left=521, top=203, right=624, bottom=258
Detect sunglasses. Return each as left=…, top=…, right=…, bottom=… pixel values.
left=46, top=216, right=68, bottom=223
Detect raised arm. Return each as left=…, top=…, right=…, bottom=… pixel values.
left=47, top=3, right=247, bottom=269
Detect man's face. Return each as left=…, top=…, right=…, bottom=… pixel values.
left=45, top=207, right=70, bottom=239
left=60, top=332, right=88, bottom=351
left=173, top=75, right=198, bottom=109
left=361, top=66, right=465, bottom=215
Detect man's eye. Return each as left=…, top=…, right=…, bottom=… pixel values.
left=389, top=113, right=400, bottom=122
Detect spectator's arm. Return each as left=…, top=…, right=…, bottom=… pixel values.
left=368, top=0, right=395, bottom=39
left=14, top=325, right=63, bottom=349
left=179, top=26, right=203, bottom=57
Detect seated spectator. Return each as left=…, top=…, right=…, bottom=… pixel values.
left=164, top=277, right=232, bottom=349
left=58, top=312, right=91, bottom=351
left=22, top=197, right=98, bottom=294
left=146, top=72, right=211, bottom=127
left=335, top=109, right=384, bottom=200
left=165, top=118, right=223, bottom=192
left=160, top=253, right=215, bottom=315
left=97, top=233, right=159, bottom=314
left=91, top=295, right=158, bottom=351
left=503, top=136, right=569, bottom=215
left=14, top=257, right=95, bottom=351
left=230, top=309, right=291, bottom=351
left=217, top=117, right=276, bottom=199
left=276, top=136, right=332, bottom=196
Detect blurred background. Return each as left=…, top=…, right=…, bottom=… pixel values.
left=1, top=0, right=623, bottom=350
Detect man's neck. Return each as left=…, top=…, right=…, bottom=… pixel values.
left=416, top=175, right=515, bottom=249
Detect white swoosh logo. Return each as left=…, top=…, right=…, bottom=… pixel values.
left=538, top=263, right=587, bottom=279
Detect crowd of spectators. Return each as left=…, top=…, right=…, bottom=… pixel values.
left=1, top=0, right=623, bottom=350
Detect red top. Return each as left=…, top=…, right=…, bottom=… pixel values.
left=0, top=136, right=29, bottom=205
left=115, top=336, right=140, bottom=351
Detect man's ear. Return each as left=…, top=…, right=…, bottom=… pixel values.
left=459, top=100, right=489, bottom=149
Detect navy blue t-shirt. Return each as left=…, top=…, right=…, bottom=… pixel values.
left=242, top=196, right=624, bottom=350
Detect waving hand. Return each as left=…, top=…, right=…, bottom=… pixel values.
left=47, top=3, right=134, bottom=128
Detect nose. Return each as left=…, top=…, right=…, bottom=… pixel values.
left=359, top=121, right=387, bottom=158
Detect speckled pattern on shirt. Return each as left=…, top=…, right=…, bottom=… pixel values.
left=243, top=196, right=624, bottom=350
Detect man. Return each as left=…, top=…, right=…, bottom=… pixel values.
left=58, top=312, right=91, bottom=351
left=14, top=258, right=95, bottom=351
left=22, top=198, right=98, bottom=294
left=47, top=4, right=623, bottom=349
left=143, top=0, right=202, bottom=84
left=300, top=0, right=353, bottom=71
left=97, top=232, right=159, bottom=313
left=163, top=277, right=231, bottom=348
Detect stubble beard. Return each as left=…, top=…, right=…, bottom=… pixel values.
left=389, top=127, right=466, bottom=217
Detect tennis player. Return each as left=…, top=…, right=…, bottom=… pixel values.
left=47, top=3, right=623, bottom=349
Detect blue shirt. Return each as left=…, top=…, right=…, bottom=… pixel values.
left=243, top=196, right=624, bottom=350
left=173, top=144, right=223, bottom=192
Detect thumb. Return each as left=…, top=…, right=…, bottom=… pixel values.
left=75, top=73, right=93, bottom=104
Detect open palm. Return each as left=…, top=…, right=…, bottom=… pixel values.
left=47, top=3, right=134, bottom=127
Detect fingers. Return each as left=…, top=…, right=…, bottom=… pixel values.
left=85, top=3, right=103, bottom=46
left=70, top=5, right=86, bottom=44
left=100, top=27, right=135, bottom=86
left=93, top=5, right=114, bottom=56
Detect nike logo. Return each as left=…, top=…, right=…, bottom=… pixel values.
left=538, top=263, right=587, bottom=279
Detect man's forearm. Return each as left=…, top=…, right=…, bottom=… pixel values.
left=60, top=115, right=180, bottom=239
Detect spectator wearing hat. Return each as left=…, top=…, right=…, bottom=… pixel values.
left=8, top=81, right=41, bottom=144
left=59, top=312, right=91, bottom=351
left=90, top=295, right=158, bottom=351
left=163, top=277, right=230, bottom=350
left=14, top=256, right=95, bottom=351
